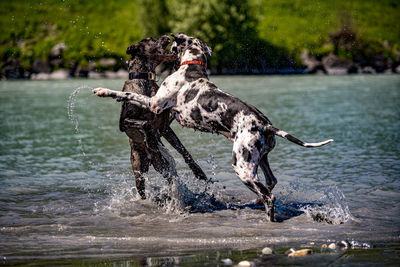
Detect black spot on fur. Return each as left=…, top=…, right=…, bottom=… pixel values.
left=190, top=106, right=203, bottom=124
left=242, top=147, right=251, bottom=162
left=175, top=81, right=179, bottom=85
left=197, top=83, right=272, bottom=130
left=232, top=152, right=237, bottom=166
left=184, top=88, right=199, bottom=103
left=184, top=64, right=207, bottom=82
left=199, top=79, right=204, bottom=83
left=188, top=40, right=193, bottom=45
left=255, top=140, right=262, bottom=151
left=251, top=126, right=258, bottom=132
left=191, top=48, right=200, bottom=56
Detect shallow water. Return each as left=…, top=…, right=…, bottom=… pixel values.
left=0, top=75, right=399, bottom=263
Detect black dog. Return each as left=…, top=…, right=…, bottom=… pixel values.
left=118, top=35, right=207, bottom=199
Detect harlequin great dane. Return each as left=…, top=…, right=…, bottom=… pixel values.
left=117, top=35, right=207, bottom=199
left=93, top=33, right=333, bottom=222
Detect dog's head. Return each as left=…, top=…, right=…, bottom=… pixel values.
left=126, top=35, right=177, bottom=63
left=170, top=33, right=212, bottom=62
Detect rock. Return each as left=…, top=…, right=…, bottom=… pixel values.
left=322, top=53, right=357, bottom=74
left=238, top=260, right=252, bottom=267
left=284, top=248, right=296, bottom=255
left=88, top=71, right=104, bottom=79
left=221, top=258, right=233, bottom=265
left=261, top=247, right=273, bottom=255
left=31, top=59, right=51, bottom=74
left=115, top=69, right=128, bottom=78
left=337, top=240, right=350, bottom=249
left=349, top=240, right=372, bottom=249
left=50, top=43, right=66, bottom=58
left=321, top=244, right=328, bottom=248
left=328, top=243, right=336, bottom=249
left=104, top=71, right=118, bottom=79
left=395, top=65, right=400, bottom=73
left=288, top=249, right=313, bottom=257
left=98, top=58, right=117, bottom=69
left=31, top=73, right=50, bottom=80
left=49, top=69, right=69, bottom=80
left=370, top=53, right=386, bottom=73
left=362, top=66, right=376, bottom=74
left=74, top=66, right=89, bottom=78
left=2, top=58, right=24, bottom=79
left=301, top=50, right=326, bottom=74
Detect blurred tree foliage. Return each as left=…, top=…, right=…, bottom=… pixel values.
left=0, top=0, right=399, bottom=75
left=138, top=0, right=293, bottom=73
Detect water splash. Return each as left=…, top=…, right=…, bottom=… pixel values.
left=273, top=180, right=353, bottom=224
left=299, top=184, right=353, bottom=224
left=67, top=84, right=93, bottom=158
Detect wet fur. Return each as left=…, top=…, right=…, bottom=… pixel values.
left=94, top=33, right=333, bottom=221
left=118, top=35, right=207, bottom=199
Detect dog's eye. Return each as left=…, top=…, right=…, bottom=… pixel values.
left=172, top=46, right=178, bottom=53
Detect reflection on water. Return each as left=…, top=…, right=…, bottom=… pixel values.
left=0, top=75, right=399, bottom=262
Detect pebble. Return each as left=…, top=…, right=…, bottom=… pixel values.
left=337, top=240, right=350, bottom=249
left=321, top=244, right=328, bottom=248
left=349, top=240, right=372, bottom=249
left=288, top=249, right=313, bottom=257
left=238, top=260, right=252, bottom=267
left=221, top=258, right=233, bottom=265
left=284, top=248, right=296, bottom=255
left=261, top=247, right=273, bottom=255
left=328, top=243, right=336, bottom=249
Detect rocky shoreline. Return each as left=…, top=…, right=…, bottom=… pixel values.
left=2, top=41, right=399, bottom=80
left=301, top=50, right=400, bottom=75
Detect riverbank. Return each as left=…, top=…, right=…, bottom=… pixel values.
left=4, top=242, right=399, bottom=266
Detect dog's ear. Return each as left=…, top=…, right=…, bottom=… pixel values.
left=126, top=44, right=138, bottom=56
left=126, top=43, right=145, bottom=57
left=171, top=33, right=187, bottom=45
left=199, top=40, right=212, bottom=57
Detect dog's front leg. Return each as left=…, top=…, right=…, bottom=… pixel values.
left=93, top=88, right=152, bottom=111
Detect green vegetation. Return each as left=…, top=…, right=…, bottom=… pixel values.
left=0, top=0, right=399, bottom=77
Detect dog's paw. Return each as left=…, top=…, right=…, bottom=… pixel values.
left=92, top=88, right=115, bottom=98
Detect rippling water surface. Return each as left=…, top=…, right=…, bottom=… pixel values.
left=0, top=75, right=399, bottom=263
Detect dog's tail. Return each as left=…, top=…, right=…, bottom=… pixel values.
left=264, top=125, right=334, bottom=148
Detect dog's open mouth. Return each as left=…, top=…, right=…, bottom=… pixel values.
left=158, top=35, right=177, bottom=61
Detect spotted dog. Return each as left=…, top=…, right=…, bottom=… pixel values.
left=117, top=35, right=207, bottom=199
left=93, top=33, right=333, bottom=221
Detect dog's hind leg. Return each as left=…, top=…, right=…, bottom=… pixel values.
left=129, top=139, right=149, bottom=199
left=232, top=139, right=275, bottom=222
left=233, top=160, right=276, bottom=222
left=260, top=154, right=277, bottom=191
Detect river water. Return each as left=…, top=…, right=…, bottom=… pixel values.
left=0, top=75, right=399, bottom=264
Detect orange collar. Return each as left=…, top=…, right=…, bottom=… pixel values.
left=181, top=60, right=206, bottom=68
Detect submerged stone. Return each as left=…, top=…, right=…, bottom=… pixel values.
left=288, top=249, right=313, bottom=257
left=238, top=260, right=252, bottom=267
left=337, top=240, right=350, bottom=249
left=221, top=258, right=233, bottom=265
left=328, top=243, right=336, bottom=249
left=284, top=248, right=296, bottom=255
left=261, top=247, right=273, bottom=255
